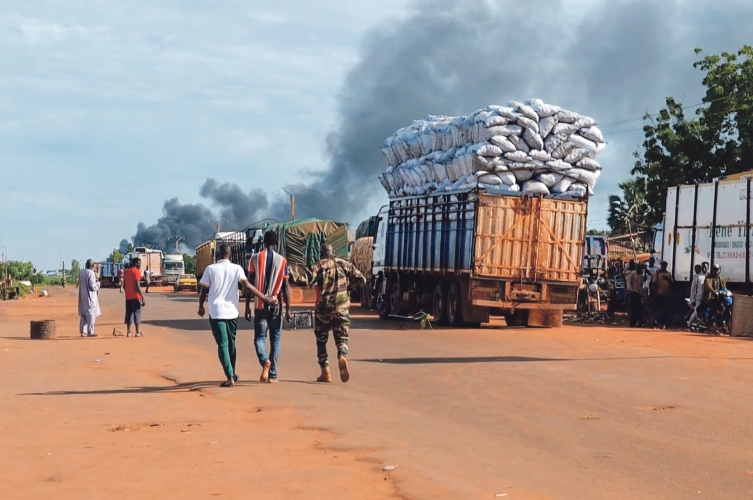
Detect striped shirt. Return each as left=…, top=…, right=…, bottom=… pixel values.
left=248, top=249, right=289, bottom=309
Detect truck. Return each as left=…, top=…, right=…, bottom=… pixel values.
left=368, top=189, right=588, bottom=327
left=97, top=262, right=124, bottom=288
left=661, top=171, right=753, bottom=290
left=162, top=254, right=185, bottom=285
left=122, top=247, right=163, bottom=285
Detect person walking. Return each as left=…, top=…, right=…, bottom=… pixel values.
left=303, top=244, right=365, bottom=383
left=123, top=257, right=146, bottom=337
left=625, top=260, right=643, bottom=328
left=245, top=231, right=292, bottom=384
left=687, top=264, right=705, bottom=328
left=118, top=266, right=125, bottom=293
left=78, top=259, right=101, bottom=337
left=651, top=261, right=674, bottom=328
left=143, top=267, right=151, bottom=293
left=200, top=244, right=272, bottom=387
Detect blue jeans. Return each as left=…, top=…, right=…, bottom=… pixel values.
left=254, top=309, right=282, bottom=379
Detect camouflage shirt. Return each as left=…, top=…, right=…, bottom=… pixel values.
left=309, top=257, right=366, bottom=313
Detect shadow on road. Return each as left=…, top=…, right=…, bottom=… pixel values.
left=143, top=319, right=256, bottom=331
left=358, top=356, right=565, bottom=364
left=18, top=380, right=255, bottom=396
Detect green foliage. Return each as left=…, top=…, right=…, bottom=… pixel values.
left=632, top=45, right=753, bottom=224
left=70, top=259, right=81, bottom=279
left=1, top=261, right=35, bottom=280
left=608, top=178, right=653, bottom=235
left=29, top=273, right=46, bottom=285
left=586, top=229, right=607, bottom=236
left=183, top=253, right=196, bottom=275
left=108, top=249, right=123, bottom=264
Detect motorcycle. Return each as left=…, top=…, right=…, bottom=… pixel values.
left=690, top=289, right=733, bottom=334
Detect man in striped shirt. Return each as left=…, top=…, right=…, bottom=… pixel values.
left=245, top=231, right=292, bottom=383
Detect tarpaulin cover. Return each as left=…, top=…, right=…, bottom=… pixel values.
left=265, top=218, right=349, bottom=269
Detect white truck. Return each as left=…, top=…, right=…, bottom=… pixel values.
left=122, top=247, right=164, bottom=284
left=162, top=254, right=185, bottom=285
left=661, top=171, right=753, bottom=289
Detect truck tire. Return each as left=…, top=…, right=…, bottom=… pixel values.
left=447, top=282, right=464, bottom=327
left=432, top=283, right=449, bottom=326
left=377, top=281, right=391, bottom=320
left=504, top=310, right=529, bottom=327
left=389, top=283, right=402, bottom=316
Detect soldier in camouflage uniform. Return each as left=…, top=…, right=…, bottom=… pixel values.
left=307, top=243, right=366, bottom=383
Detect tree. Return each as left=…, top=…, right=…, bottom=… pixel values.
left=70, top=259, right=81, bottom=280
left=632, top=45, right=753, bottom=224
left=608, top=178, right=652, bottom=235
left=2, top=261, right=35, bottom=280
left=183, top=254, right=196, bottom=275
left=586, top=229, right=607, bottom=236
left=108, top=249, right=123, bottom=264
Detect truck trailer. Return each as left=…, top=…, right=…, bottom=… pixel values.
left=662, top=172, right=753, bottom=290
left=370, top=189, right=588, bottom=327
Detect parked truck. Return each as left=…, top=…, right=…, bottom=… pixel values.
left=162, top=254, right=185, bottom=285
left=122, top=247, right=163, bottom=284
left=661, top=171, right=753, bottom=290
left=367, top=189, right=588, bottom=327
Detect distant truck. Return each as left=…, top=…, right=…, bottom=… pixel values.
left=661, top=171, right=753, bottom=291
left=122, top=247, right=163, bottom=284
left=366, top=189, right=588, bottom=327
left=162, top=254, right=185, bottom=285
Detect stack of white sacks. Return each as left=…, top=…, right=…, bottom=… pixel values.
left=379, top=99, right=606, bottom=199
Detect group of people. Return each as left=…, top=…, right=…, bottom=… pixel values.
left=77, top=257, right=146, bottom=337
left=198, top=231, right=366, bottom=387
left=622, top=256, right=727, bottom=329
left=78, top=230, right=366, bottom=385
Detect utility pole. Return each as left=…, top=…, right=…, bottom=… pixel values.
left=169, top=235, right=185, bottom=254
left=279, top=185, right=306, bottom=222
left=209, top=218, right=229, bottom=234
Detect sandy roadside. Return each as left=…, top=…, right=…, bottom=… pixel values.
left=0, top=288, right=399, bottom=500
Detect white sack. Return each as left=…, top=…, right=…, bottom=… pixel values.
left=477, top=143, right=504, bottom=157
left=488, top=124, right=523, bottom=137
left=546, top=159, right=572, bottom=172
left=580, top=126, right=605, bottom=143
left=512, top=169, right=534, bottom=182
left=517, top=116, right=539, bottom=132
left=522, top=180, right=550, bottom=195
left=504, top=151, right=532, bottom=162
left=574, top=116, right=596, bottom=128
left=532, top=103, right=561, bottom=118
left=576, top=158, right=601, bottom=171
left=490, top=135, right=517, bottom=152
left=568, top=134, right=598, bottom=152
left=537, top=172, right=564, bottom=188
left=553, top=122, right=580, bottom=136
left=556, top=109, right=580, bottom=123
left=523, top=128, right=545, bottom=150
left=539, top=116, right=558, bottom=137
left=551, top=177, right=573, bottom=194
left=511, top=101, right=539, bottom=122
left=544, top=133, right=568, bottom=153
left=552, top=141, right=577, bottom=159
left=564, top=147, right=590, bottom=163
left=478, top=173, right=503, bottom=185
left=529, top=149, right=552, bottom=162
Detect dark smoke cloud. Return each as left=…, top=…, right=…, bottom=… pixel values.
left=131, top=178, right=269, bottom=252
left=269, top=0, right=753, bottom=223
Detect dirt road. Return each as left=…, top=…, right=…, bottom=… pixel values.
left=2, top=288, right=753, bottom=499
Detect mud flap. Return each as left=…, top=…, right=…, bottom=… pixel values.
left=527, top=309, right=563, bottom=328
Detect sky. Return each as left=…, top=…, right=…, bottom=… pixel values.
left=0, top=0, right=751, bottom=270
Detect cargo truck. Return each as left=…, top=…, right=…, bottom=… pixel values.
left=368, top=189, right=588, bottom=327
left=661, top=171, right=753, bottom=290
left=123, top=247, right=163, bottom=284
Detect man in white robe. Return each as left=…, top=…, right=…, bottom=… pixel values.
left=78, top=259, right=101, bottom=337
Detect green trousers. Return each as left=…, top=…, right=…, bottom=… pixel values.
left=209, top=318, right=238, bottom=379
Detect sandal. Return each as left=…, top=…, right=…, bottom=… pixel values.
left=220, top=380, right=234, bottom=387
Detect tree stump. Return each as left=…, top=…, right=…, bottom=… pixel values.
left=30, top=320, right=56, bottom=339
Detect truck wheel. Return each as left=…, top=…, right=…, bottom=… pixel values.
left=504, top=310, right=529, bottom=327
left=432, top=283, right=449, bottom=326
left=389, top=283, right=402, bottom=316
left=447, top=282, right=464, bottom=327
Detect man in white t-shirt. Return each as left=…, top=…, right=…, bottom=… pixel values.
left=199, top=244, right=273, bottom=387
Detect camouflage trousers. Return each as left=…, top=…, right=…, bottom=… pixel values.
left=314, top=309, right=350, bottom=367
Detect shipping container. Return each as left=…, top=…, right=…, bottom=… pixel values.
left=370, top=189, right=588, bottom=327
left=662, top=173, right=753, bottom=287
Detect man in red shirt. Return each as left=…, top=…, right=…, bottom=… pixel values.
left=123, top=257, right=146, bottom=337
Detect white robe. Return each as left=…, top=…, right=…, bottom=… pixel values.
left=78, top=269, right=101, bottom=334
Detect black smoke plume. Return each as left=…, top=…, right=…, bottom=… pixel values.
left=268, top=0, right=753, bottom=223
left=130, top=178, right=269, bottom=252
